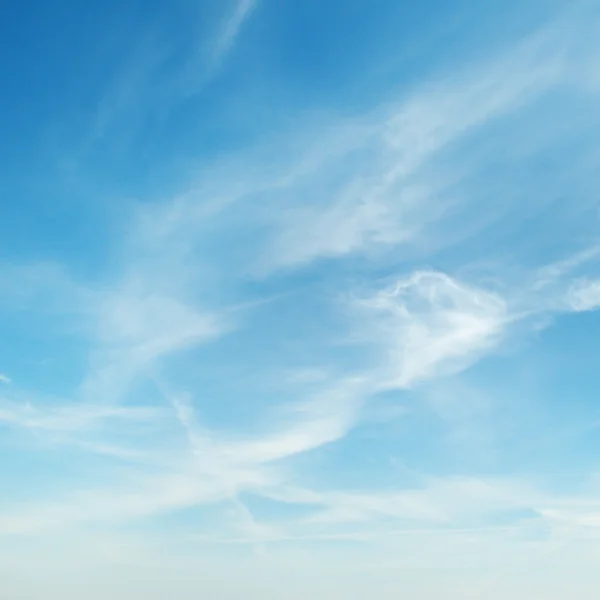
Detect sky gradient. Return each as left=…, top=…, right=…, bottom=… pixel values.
left=2, top=1, right=600, bottom=598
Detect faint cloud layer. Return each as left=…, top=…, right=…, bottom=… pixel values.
left=210, top=0, right=258, bottom=70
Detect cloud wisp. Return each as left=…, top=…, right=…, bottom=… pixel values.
left=353, top=271, right=508, bottom=390
left=564, top=279, right=600, bottom=313
left=210, top=0, right=258, bottom=71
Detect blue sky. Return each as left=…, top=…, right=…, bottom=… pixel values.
left=2, top=0, right=600, bottom=598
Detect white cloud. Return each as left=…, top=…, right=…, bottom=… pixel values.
left=265, top=476, right=542, bottom=533
left=0, top=471, right=240, bottom=535
left=0, top=374, right=370, bottom=536
left=0, top=401, right=161, bottom=433
left=0, top=373, right=10, bottom=384
left=156, top=376, right=367, bottom=480
left=211, top=0, right=258, bottom=69
left=97, top=292, right=220, bottom=351
left=88, top=0, right=259, bottom=147
left=565, top=279, right=600, bottom=312
left=531, top=245, right=600, bottom=292
left=357, top=271, right=507, bottom=389
left=109, top=16, right=573, bottom=279
left=55, top=284, right=225, bottom=406
left=220, top=377, right=367, bottom=465
left=259, top=28, right=566, bottom=271
left=0, top=261, right=94, bottom=316
left=103, top=9, right=600, bottom=283
left=78, top=285, right=224, bottom=402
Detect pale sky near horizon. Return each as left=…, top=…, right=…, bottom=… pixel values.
left=3, top=0, right=600, bottom=598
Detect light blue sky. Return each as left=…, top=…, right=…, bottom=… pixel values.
left=2, top=0, right=600, bottom=598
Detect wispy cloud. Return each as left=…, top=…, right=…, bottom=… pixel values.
left=564, top=279, right=600, bottom=312
left=355, top=271, right=508, bottom=389
left=0, top=400, right=161, bottom=433
left=86, top=0, right=259, bottom=149
left=79, top=285, right=225, bottom=405
left=256, top=27, right=568, bottom=272
left=263, top=476, right=543, bottom=531
left=102, top=6, right=599, bottom=283
left=220, top=377, right=367, bottom=465
left=0, top=378, right=363, bottom=535
left=210, top=0, right=258, bottom=70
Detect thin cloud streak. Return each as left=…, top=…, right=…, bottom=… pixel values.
left=210, top=0, right=258, bottom=70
